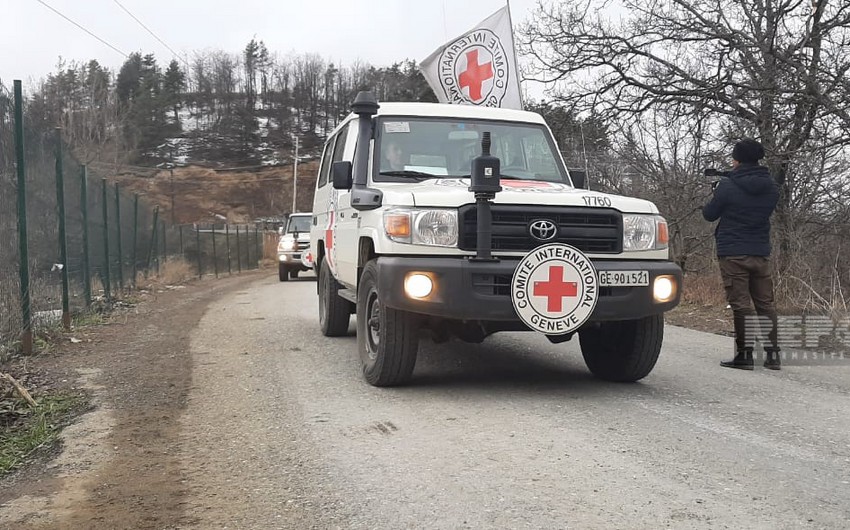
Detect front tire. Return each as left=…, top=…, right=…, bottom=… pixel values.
left=290, top=269, right=299, bottom=279
left=318, top=259, right=352, bottom=337
left=357, top=260, right=419, bottom=386
left=579, top=314, right=664, bottom=382
left=278, top=263, right=288, bottom=282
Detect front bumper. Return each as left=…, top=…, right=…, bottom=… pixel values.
left=278, top=253, right=310, bottom=269
left=376, top=256, right=682, bottom=322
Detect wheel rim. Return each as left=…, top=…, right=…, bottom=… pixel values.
left=365, top=288, right=381, bottom=360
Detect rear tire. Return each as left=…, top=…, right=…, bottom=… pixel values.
left=579, top=314, right=664, bottom=382
left=278, top=264, right=288, bottom=282
left=318, top=259, right=352, bottom=337
left=357, top=260, right=419, bottom=386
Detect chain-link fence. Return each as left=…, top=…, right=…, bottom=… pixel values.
left=1, top=81, right=265, bottom=357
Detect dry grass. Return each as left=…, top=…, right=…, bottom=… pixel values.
left=681, top=272, right=727, bottom=307
left=135, top=259, right=195, bottom=289
left=263, top=232, right=280, bottom=261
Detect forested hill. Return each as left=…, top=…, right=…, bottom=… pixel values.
left=9, top=39, right=437, bottom=169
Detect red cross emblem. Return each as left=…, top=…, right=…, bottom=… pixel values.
left=325, top=211, right=335, bottom=267
left=533, top=266, right=578, bottom=312
left=458, top=49, right=494, bottom=103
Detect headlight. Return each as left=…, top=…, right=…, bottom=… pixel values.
left=384, top=208, right=458, bottom=247
left=623, top=215, right=668, bottom=252
left=278, top=236, right=297, bottom=252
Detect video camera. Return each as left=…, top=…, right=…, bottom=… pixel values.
left=704, top=168, right=731, bottom=178
left=704, top=168, right=730, bottom=191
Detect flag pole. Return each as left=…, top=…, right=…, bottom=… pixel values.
left=506, top=0, right=525, bottom=109
left=580, top=122, right=590, bottom=183
left=441, top=0, right=449, bottom=42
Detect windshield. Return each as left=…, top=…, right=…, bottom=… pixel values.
left=286, top=216, right=311, bottom=233
left=374, top=117, right=568, bottom=183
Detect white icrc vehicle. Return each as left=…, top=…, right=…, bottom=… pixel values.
left=276, top=213, right=312, bottom=282
left=310, top=92, right=682, bottom=386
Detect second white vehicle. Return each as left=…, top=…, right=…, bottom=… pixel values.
left=277, top=213, right=312, bottom=282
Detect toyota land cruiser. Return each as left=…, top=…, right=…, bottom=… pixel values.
left=310, top=92, right=682, bottom=386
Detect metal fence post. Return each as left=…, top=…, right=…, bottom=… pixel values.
left=101, top=179, right=112, bottom=303
left=179, top=225, right=184, bottom=256
left=132, top=194, right=139, bottom=288
left=81, top=166, right=92, bottom=308
left=246, top=225, right=251, bottom=268
left=226, top=224, right=232, bottom=275
left=254, top=227, right=260, bottom=269
left=114, top=183, right=123, bottom=292
left=212, top=225, right=218, bottom=278
left=54, top=129, right=71, bottom=329
left=196, top=224, right=202, bottom=278
left=236, top=226, right=242, bottom=273
left=13, top=81, right=32, bottom=354
left=161, top=221, right=167, bottom=264
left=145, top=206, right=159, bottom=274
left=156, top=221, right=163, bottom=274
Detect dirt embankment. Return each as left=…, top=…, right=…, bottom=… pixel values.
left=112, top=163, right=320, bottom=225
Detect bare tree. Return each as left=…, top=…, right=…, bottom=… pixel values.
left=523, top=0, right=850, bottom=289
left=522, top=0, right=850, bottom=219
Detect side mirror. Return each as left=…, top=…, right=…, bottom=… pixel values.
left=569, top=168, right=588, bottom=190
left=278, top=227, right=284, bottom=235
left=332, top=161, right=353, bottom=190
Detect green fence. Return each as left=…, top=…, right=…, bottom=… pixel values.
left=0, top=80, right=264, bottom=356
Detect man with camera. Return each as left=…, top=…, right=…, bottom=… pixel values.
left=703, top=139, right=782, bottom=370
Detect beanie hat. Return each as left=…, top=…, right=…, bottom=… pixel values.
left=732, top=139, right=765, bottom=164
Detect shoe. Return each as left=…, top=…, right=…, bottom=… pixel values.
left=721, top=349, right=754, bottom=370
left=764, top=350, right=782, bottom=370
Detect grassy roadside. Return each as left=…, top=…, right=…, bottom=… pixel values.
left=0, top=391, right=89, bottom=475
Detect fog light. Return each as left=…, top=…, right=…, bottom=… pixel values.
left=653, top=275, right=676, bottom=303
left=404, top=273, right=433, bottom=299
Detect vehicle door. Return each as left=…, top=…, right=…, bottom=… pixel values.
left=311, top=135, right=335, bottom=272
left=330, top=123, right=360, bottom=288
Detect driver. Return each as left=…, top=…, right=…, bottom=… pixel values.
left=384, top=140, right=407, bottom=170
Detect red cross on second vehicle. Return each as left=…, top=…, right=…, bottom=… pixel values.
left=511, top=244, right=600, bottom=335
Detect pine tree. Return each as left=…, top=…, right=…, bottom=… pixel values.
left=163, top=59, right=186, bottom=128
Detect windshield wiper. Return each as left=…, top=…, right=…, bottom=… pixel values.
left=449, top=173, right=527, bottom=180
left=378, top=170, right=439, bottom=179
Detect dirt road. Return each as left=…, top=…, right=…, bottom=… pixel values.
left=2, top=273, right=849, bottom=529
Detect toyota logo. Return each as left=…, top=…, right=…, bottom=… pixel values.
left=529, top=219, right=558, bottom=241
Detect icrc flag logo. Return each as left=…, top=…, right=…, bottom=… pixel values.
left=421, top=5, right=523, bottom=110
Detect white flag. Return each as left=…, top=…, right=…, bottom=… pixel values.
left=420, top=5, right=523, bottom=110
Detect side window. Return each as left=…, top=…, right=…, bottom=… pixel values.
left=317, top=137, right=335, bottom=188
left=332, top=123, right=349, bottom=163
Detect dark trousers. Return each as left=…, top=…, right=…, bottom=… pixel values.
left=718, top=256, right=780, bottom=352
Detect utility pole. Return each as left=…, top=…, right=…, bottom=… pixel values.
left=169, top=140, right=176, bottom=225
left=291, top=135, right=299, bottom=213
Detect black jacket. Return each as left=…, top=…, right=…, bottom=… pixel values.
left=702, top=163, right=779, bottom=257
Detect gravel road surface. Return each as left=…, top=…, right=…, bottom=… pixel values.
left=178, top=274, right=850, bottom=529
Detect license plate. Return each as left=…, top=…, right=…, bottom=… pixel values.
left=598, top=270, right=649, bottom=287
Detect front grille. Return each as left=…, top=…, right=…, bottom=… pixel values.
left=458, top=205, right=622, bottom=253
left=297, top=241, right=309, bottom=251
left=472, top=274, right=512, bottom=296
left=472, top=273, right=622, bottom=297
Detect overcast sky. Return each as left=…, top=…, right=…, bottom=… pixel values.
left=3, top=0, right=549, bottom=97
